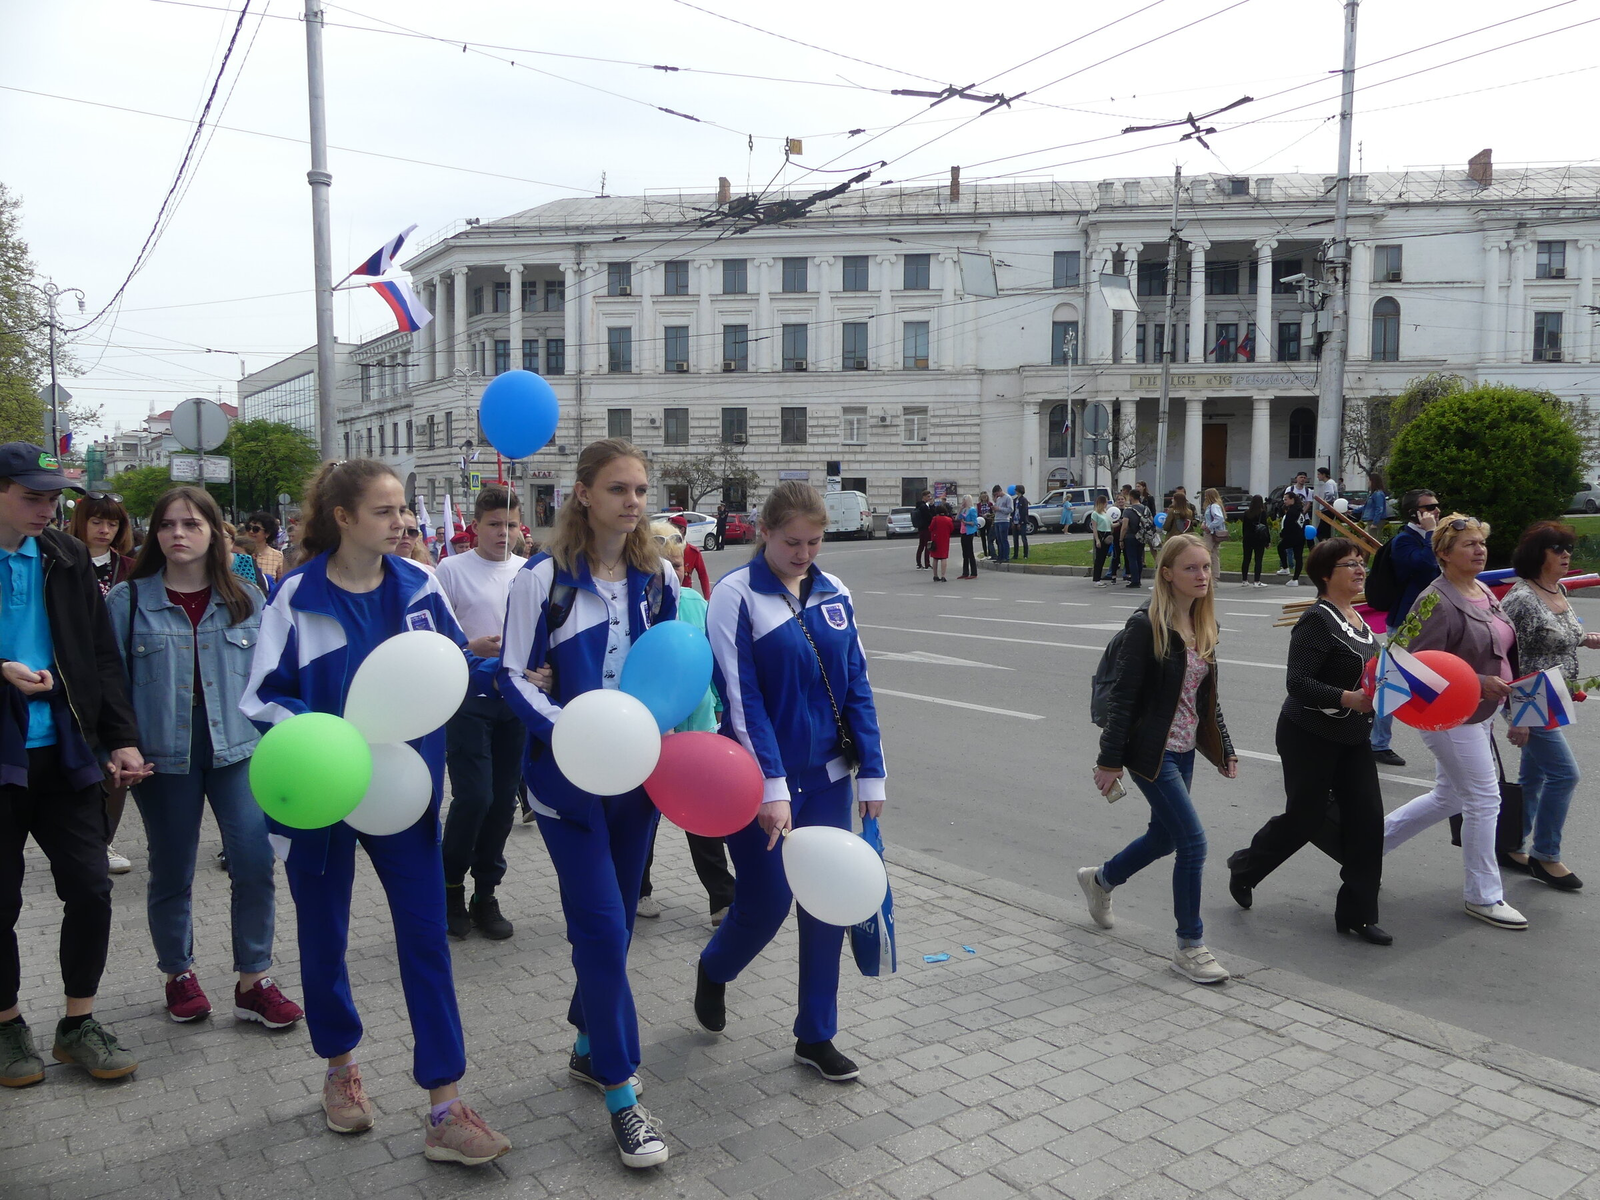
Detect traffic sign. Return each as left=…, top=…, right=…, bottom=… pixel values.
left=201, top=455, right=232, bottom=482
left=171, top=398, right=230, bottom=452
left=38, top=384, right=72, bottom=408
left=169, top=454, right=201, bottom=482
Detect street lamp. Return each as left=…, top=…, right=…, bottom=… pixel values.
left=20, top=278, right=86, bottom=455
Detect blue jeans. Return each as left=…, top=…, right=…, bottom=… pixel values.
left=132, top=722, right=276, bottom=976
left=1370, top=712, right=1395, bottom=753
left=1519, top=725, right=1580, bottom=862
left=442, top=695, right=527, bottom=892
left=1123, top=537, right=1145, bottom=585
left=1101, top=750, right=1206, bottom=943
left=993, top=522, right=1011, bottom=563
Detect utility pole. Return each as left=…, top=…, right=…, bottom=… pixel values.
left=304, top=0, right=339, bottom=461
left=1153, top=166, right=1182, bottom=503
left=1314, top=0, right=1360, bottom=480
left=21, top=279, right=85, bottom=457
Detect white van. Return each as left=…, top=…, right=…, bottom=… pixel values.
left=824, top=490, right=874, bottom=539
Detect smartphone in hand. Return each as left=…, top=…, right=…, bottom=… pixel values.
left=1105, top=778, right=1125, bottom=803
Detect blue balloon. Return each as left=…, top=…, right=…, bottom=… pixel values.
left=1154, top=512, right=1166, bottom=529
left=1007, top=485, right=1017, bottom=495
left=619, top=620, right=713, bottom=732
left=478, top=370, right=558, bottom=459
left=1304, top=525, right=1318, bottom=541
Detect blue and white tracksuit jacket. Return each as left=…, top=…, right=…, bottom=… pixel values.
left=238, top=552, right=488, bottom=1089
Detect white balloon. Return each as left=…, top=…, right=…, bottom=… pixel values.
left=551, top=690, right=662, bottom=796
left=1333, top=497, right=1350, bottom=513
left=344, top=631, right=470, bottom=744
left=343, top=742, right=432, bottom=836
left=782, top=826, right=889, bottom=926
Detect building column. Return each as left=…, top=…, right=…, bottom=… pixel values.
left=1118, top=243, right=1143, bottom=364
left=1481, top=240, right=1504, bottom=363
left=451, top=268, right=469, bottom=376
left=419, top=281, right=436, bottom=382
left=634, top=261, right=655, bottom=374
left=1509, top=241, right=1529, bottom=362
left=1348, top=237, right=1372, bottom=363
left=693, top=259, right=714, bottom=372
left=1021, top=400, right=1041, bottom=502
left=431, top=278, right=447, bottom=380
left=1579, top=241, right=1597, bottom=362
left=876, top=254, right=896, bottom=365
left=506, top=264, right=524, bottom=372
left=814, top=255, right=835, bottom=371
left=1250, top=395, right=1272, bottom=498
left=1254, top=240, right=1277, bottom=361
left=1187, top=242, right=1208, bottom=363
left=937, top=252, right=958, bottom=369
left=753, top=257, right=775, bottom=371
left=1184, top=396, right=1204, bottom=499
left=560, top=262, right=580, bottom=375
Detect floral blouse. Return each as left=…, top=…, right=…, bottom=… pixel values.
left=1501, top=579, right=1583, bottom=689
left=1165, top=647, right=1210, bottom=752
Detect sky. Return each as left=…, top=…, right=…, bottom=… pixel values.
left=2, top=0, right=1596, bottom=442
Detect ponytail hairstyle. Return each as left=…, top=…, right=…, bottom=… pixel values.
left=754, top=480, right=828, bottom=558
left=131, top=486, right=255, bottom=625
left=299, top=458, right=401, bottom=558
left=1146, top=533, right=1219, bottom=663
left=545, top=438, right=661, bottom=576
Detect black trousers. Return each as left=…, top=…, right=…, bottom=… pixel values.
left=640, top=824, right=736, bottom=913
left=1228, top=714, right=1382, bottom=928
left=442, top=695, right=528, bottom=892
left=1093, top=537, right=1112, bottom=581
left=915, top=530, right=931, bottom=567
left=0, top=746, right=113, bottom=1008
left=1011, top=522, right=1029, bottom=557
left=959, top=534, right=977, bottom=577
left=1244, top=543, right=1266, bottom=582
left=1279, top=538, right=1304, bottom=578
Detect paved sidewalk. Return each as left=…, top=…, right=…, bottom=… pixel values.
left=8, top=812, right=1600, bottom=1200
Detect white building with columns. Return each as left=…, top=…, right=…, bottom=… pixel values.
left=380, top=160, right=1600, bottom=516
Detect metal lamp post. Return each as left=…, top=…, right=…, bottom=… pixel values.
left=21, top=279, right=86, bottom=455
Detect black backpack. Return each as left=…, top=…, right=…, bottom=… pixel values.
left=1090, top=605, right=1150, bottom=727
left=1362, top=532, right=1401, bottom=613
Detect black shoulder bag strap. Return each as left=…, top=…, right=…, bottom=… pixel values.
left=780, top=591, right=859, bottom=770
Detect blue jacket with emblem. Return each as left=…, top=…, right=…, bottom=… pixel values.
left=705, top=555, right=886, bottom=807
left=499, top=551, right=680, bottom=820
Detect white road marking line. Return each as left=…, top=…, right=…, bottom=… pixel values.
left=1017, top=599, right=1045, bottom=604
left=866, top=650, right=1012, bottom=670
left=1059, top=602, right=1091, bottom=607
left=1233, top=747, right=1431, bottom=787
left=874, top=688, right=1044, bottom=720
left=861, top=622, right=1286, bottom=671
left=864, top=590, right=888, bottom=595
left=1224, top=611, right=1269, bottom=617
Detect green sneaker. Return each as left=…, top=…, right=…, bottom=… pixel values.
left=52, top=1017, right=137, bottom=1080
left=0, top=1020, right=44, bottom=1088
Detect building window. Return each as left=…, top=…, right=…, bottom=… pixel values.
left=841, top=322, right=869, bottom=369
left=1277, top=321, right=1302, bottom=362
left=445, top=411, right=453, bottom=447
left=781, top=407, right=807, bottom=444
left=1272, top=258, right=1305, bottom=293
left=840, top=476, right=867, bottom=494
left=903, top=254, right=931, bottom=290
left=781, top=324, right=809, bottom=371
left=607, top=327, right=633, bottom=373
left=608, top=409, right=632, bottom=440
left=343, top=431, right=351, bottom=459
left=378, top=425, right=385, bottom=456
left=392, top=422, right=399, bottom=456
left=722, top=325, right=748, bottom=371
left=1051, top=321, right=1080, bottom=366
left=842, top=256, right=868, bottom=291
left=1534, top=311, right=1564, bottom=361
left=1288, top=407, right=1315, bottom=458
left=664, top=407, right=689, bottom=445
left=1211, top=322, right=1238, bottom=362
left=406, top=420, right=414, bottom=454
left=781, top=257, right=809, bottom=292
left=492, top=282, right=510, bottom=313
left=721, top=407, right=748, bottom=443
left=663, top=260, right=689, bottom=295
left=902, top=321, right=930, bottom=369
left=546, top=338, right=565, bottom=374
left=1536, top=241, right=1568, bottom=279
left=1374, top=246, right=1402, bottom=283
left=1048, top=403, right=1072, bottom=458
left=427, top=414, right=436, bottom=450
left=1205, top=260, right=1240, bottom=295
left=494, top=339, right=510, bottom=375
left=360, top=364, right=372, bottom=403
left=1371, top=297, right=1400, bottom=361
left=521, top=282, right=538, bottom=312
left=842, top=405, right=867, bottom=443
left=1227, top=177, right=1249, bottom=195
left=903, top=405, right=929, bottom=443
left=523, top=339, right=539, bottom=372
left=1053, top=250, right=1081, bottom=289
left=470, top=286, right=484, bottom=315
left=1136, top=324, right=1147, bottom=364
left=722, top=258, right=748, bottom=294
left=1136, top=261, right=1167, bottom=297
left=663, top=326, right=689, bottom=371
left=900, top=477, right=928, bottom=506
left=544, top=280, right=565, bottom=311
left=607, top=262, right=632, bottom=296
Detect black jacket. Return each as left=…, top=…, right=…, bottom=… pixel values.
left=1096, top=609, right=1235, bottom=779
left=912, top=500, right=933, bottom=532
left=0, top=529, right=140, bottom=759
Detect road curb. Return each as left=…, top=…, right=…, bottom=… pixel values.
left=886, top=842, right=1600, bottom=1108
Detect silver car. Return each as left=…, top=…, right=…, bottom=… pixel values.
left=887, top=507, right=917, bottom=537
left=1570, top=481, right=1600, bottom=514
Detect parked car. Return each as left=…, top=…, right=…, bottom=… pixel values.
left=1034, top=486, right=1111, bottom=532
left=1570, top=480, right=1600, bottom=514
left=650, top=510, right=718, bottom=549
left=886, top=507, right=916, bottom=537
left=720, top=513, right=756, bottom=545
left=824, top=490, right=874, bottom=539
left=1219, top=489, right=1251, bottom=519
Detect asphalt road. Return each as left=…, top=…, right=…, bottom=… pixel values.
left=709, top=532, right=1600, bottom=1074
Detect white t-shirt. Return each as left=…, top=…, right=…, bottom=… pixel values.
left=435, top=549, right=528, bottom=642
left=594, top=577, right=630, bottom=688
left=1318, top=479, right=1338, bottom=505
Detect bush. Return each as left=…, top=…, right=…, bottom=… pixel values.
left=1387, top=383, right=1582, bottom=564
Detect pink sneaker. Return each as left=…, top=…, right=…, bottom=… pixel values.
left=235, top=977, right=303, bottom=1029
left=425, top=1100, right=511, bottom=1166
left=323, top=1063, right=375, bottom=1134
left=165, top=971, right=212, bottom=1023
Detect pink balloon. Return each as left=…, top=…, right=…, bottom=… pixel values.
left=645, top=732, right=763, bottom=837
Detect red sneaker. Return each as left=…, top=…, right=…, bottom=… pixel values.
left=234, top=976, right=304, bottom=1030
left=165, top=971, right=212, bottom=1023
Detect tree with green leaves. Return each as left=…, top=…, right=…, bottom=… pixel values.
left=656, top=441, right=761, bottom=510
left=109, top=465, right=177, bottom=518
left=112, top=420, right=321, bottom=520
left=0, top=183, right=48, bottom=444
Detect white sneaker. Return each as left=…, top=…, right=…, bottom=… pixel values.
left=1285, top=578, right=1300, bottom=587
left=107, top=846, right=131, bottom=874
left=1076, top=867, right=1113, bottom=929
left=1465, top=900, right=1528, bottom=930
left=1239, top=580, right=1253, bottom=587
left=1171, top=944, right=1230, bottom=984
left=636, top=895, right=662, bottom=919
left=1256, top=581, right=1269, bottom=588
left=1276, top=567, right=1289, bottom=575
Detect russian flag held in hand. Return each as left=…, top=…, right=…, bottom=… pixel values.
left=1374, top=644, right=1450, bottom=719
left=350, top=224, right=417, bottom=278
left=368, top=278, right=432, bottom=333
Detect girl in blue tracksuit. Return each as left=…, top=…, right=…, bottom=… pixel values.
left=240, top=459, right=509, bottom=1168
left=499, top=438, right=680, bottom=1170
left=696, top=481, right=887, bottom=1084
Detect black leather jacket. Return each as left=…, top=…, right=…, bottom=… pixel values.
left=1096, top=609, right=1235, bottom=780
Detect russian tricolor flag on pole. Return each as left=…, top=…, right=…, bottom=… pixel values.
left=367, top=278, right=432, bottom=333
left=349, top=224, right=417, bottom=278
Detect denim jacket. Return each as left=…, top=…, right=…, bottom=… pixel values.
left=106, top=575, right=264, bottom=772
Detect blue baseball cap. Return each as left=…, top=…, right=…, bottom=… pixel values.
left=0, top=443, right=81, bottom=492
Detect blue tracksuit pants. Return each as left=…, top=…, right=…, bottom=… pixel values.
left=700, top=775, right=853, bottom=1044
left=284, top=816, right=466, bottom=1091
left=535, top=788, right=659, bottom=1087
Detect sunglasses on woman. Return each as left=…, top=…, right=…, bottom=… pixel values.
left=1445, top=519, right=1483, bottom=532
left=401, top=528, right=421, bottom=538
left=86, top=491, right=124, bottom=503
left=1548, top=543, right=1576, bottom=554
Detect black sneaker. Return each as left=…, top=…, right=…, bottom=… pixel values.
left=470, top=894, right=513, bottom=940
left=568, top=1051, right=642, bottom=1095
left=610, top=1103, right=669, bottom=1169
left=1373, top=749, right=1406, bottom=767
left=693, top=960, right=725, bottom=1034
left=445, top=884, right=471, bottom=939
left=793, top=1039, right=859, bottom=1082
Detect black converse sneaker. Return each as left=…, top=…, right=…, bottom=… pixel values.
left=444, top=885, right=470, bottom=939
left=793, top=1039, right=859, bottom=1082
left=568, top=1051, right=642, bottom=1095
left=693, top=960, right=725, bottom=1034
left=610, top=1103, right=669, bottom=1168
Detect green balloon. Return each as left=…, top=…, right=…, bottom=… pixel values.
left=249, top=713, right=373, bottom=830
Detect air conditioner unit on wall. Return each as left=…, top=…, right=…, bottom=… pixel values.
left=877, top=414, right=891, bottom=425
left=723, top=361, right=737, bottom=372
left=1550, top=268, right=1567, bottom=279
left=673, top=362, right=689, bottom=372
left=733, top=433, right=748, bottom=444
left=792, top=361, right=808, bottom=371
left=648, top=416, right=660, bottom=427
left=617, top=285, right=632, bottom=296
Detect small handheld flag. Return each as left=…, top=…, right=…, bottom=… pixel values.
left=440, top=493, right=455, bottom=558
left=1509, top=668, right=1576, bottom=729
left=1373, top=644, right=1450, bottom=719
left=367, top=279, right=432, bottom=334
left=349, top=225, right=417, bottom=279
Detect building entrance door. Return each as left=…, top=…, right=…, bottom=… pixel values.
left=1201, top=424, right=1228, bottom=489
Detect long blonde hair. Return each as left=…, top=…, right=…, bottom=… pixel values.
left=1147, top=533, right=1219, bottom=662
left=546, top=439, right=661, bottom=576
